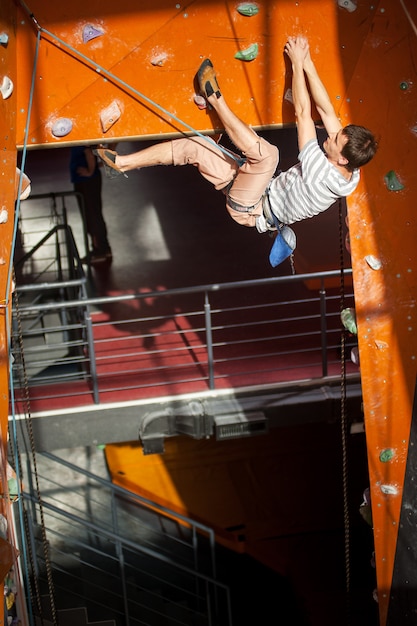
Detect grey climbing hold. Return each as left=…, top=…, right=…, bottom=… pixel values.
left=235, top=43, right=259, bottom=61
left=51, top=117, right=73, bottom=137
left=338, top=0, right=357, bottom=11
left=83, top=25, right=104, bottom=44
left=237, top=3, right=260, bottom=16
left=384, top=170, right=404, bottom=191
left=350, top=346, right=360, bottom=365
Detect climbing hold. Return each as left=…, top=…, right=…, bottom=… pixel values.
left=345, top=231, right=351, bottom=254
left=51, top=117, right=73, bottom=137
left=16, top=168, right=32, bottom=200
left=0, top=207, right=8, bottom=224
left=380, top=484, right=398, bottom=496
left=399, top=81, right=409, bottom=91
left=150, top=52, right=168, bottom=66
left=338, top=0, right=357, bottom=11
left=384, top=170, right=404, bottom=191
left=341, top=307, right=357, bottom=334
left=100, top=101, right=121, bottom=133
left=350, top=346, right=360, bottom=365
left=379, top=448, right=395, bottom=463
left=193, top=94, right=207, bottom=110
left=0, top=32, right=9, bottom=45
left=284, top=88, right=293, bottom=104
left=359, top=488, right=372, bottom=526
left=237, top=3, right=260, bottom=16
left=374, top=339, right=389, bottom=350
left=0, top=76, right=13, bottom=99
left=83, top=24, right=104, bottom=44
left=234, top=43, right=259, bottom=62
left=365, top=255, right=382, bottom=270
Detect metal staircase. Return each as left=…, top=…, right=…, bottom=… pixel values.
left=17, top=448, right=232, bottom=626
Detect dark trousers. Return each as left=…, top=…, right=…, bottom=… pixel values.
left=74, top=172, right=110, bottom=254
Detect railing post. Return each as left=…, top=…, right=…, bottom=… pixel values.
left=111, top=490, right=130, bottom=626
left=83, top=304, right=99, bottom=404
left=319, top=278, right=328, bottom=377
left=204, top=292, right=215, bottom=389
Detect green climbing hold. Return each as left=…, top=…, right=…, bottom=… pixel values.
left=237, top=3, right=260, bottom=16
left=341, top=307, right=357, bottom=335
left=235, top=43, right=259, bottom=61
left=384, top=170, right=404, bottom=191
left=379, top=448, right=395, bottom=463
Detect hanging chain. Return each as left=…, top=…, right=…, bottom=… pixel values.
left=11, top=278, right=59, bottom=626
left=338, top=200, right=351, bottom=624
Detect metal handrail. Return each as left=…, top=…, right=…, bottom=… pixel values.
left=21, top=450, right=232, bottom=626
left=12, top=268, right=357, bottom=411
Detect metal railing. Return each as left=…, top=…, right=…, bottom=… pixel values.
left=12, top=268, right=357, bottom=412
left=12, top=190, right=358, bottom=413
left=19, top=450, right=232, bottom=626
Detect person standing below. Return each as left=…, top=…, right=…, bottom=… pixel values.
left=70, top=146, right=112, bottom=266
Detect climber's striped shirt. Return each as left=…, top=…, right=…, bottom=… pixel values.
left=267, top=138, right=360, bottom=225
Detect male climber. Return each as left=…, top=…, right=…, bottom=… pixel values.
left=97, top=36, right=377, bottom=256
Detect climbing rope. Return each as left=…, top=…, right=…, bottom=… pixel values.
left=18, top=0, right=245, bottom=166
left=5, top=19, right=59, bottom=626
left=338, top=199, right=351, bottom=625
left=399, top=0, right=417, bottom=38
left=9, top=279, right=59, bottom=626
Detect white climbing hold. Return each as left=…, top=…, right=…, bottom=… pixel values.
left=0, top=207, right=8, bottom=223
left=365, top=255, right=382, bottom=270
left=16, top=168, right=32, bottom=200
left=150, top=52, right=168, bottom=66
left=193, top=94, right=207, bottom=110
left=0, top=76, right=13, bottom=99
left=51, top=117, right=73, bottom=137
left=0, top=32, right=9, bottom=45
left=380, top=484, right=398, bottom=496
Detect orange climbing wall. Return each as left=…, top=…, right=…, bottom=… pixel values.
left=4, top=1, right=417, bottom=624
left=15, top=0, right=369, bottom=146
